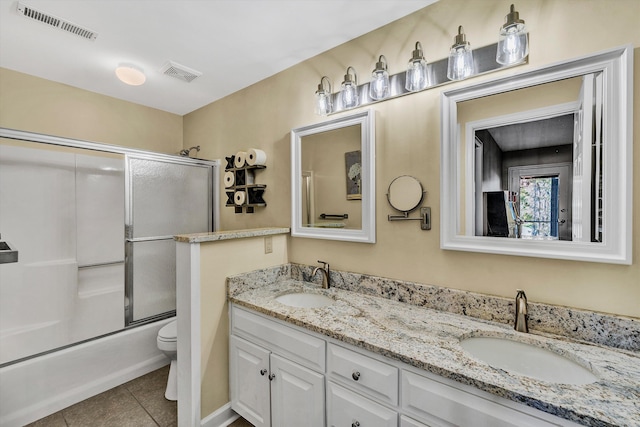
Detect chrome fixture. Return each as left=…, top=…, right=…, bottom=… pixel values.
left=447, top=26, right=474, bottom=81
left=369, top=55, right=390, bottom=100
left=496, top=4, right=529, bottom=65
left=405, top=41, right=429, bottom=92
left=0, top=233, right=19, bottom=264
left=340, top=66, right=359, bottom=109
left=514, top=289, right=529, bottom=333
left=315, top=76, right=333, bottom=116
left=179, top=145, right=200, bottom=157
left=312, top=260, right=331, bottom=289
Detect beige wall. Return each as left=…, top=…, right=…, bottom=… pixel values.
left=184, top=0, right=640, bottom=318
left=0, top=68, right=183, bottom=154
left=199, top=234, right=288, bottom=417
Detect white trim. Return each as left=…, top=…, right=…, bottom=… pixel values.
left=177, top=242, right=201, bottom=426
left=291, top=109, right=376, bottom=243
left=441, top=45, right=633, bottom=264
left=201, top=402, right=240, bottom=427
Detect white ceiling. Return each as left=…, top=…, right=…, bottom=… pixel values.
left=0, top=0, right=437, bottom=115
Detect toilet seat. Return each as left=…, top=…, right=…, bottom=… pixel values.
left=158, top=320, right=177, bottom=342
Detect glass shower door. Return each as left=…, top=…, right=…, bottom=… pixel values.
left=126, top=156, right=212, bottom=324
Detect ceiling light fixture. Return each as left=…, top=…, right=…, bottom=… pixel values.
left=369, top=55, right=390, bottom=100
left=447, top=26, right=474, bottom=81
left=115, top=64, right=146, bottom=86
left=496, top=4, right=529, bottom=65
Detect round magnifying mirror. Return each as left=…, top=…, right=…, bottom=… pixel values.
left=387, top=175, right=424, bottom=212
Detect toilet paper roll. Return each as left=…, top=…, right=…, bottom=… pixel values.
left=234, top=190, right=246, bottom=206
left=234, top=151, right=247, bottom=168
left=247, top=148, right=267, bottom=166
left=223, top=171, right=235, bottom=188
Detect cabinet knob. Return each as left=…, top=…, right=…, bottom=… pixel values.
left=352, top=371, right=361, bottom=381
left=268, top=373, right=276, bottom=381
left=352, top=421, right=360, bottom=427
left=260, top=369, right=267, bottom=376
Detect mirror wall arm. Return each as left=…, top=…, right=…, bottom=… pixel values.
left=388, top=207, right=431, bottom=230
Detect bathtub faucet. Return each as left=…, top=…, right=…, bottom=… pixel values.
left=312, top=260, right=330, bottom=289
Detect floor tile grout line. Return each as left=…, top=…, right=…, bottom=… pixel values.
left=125, top=385, right=163, bottom=427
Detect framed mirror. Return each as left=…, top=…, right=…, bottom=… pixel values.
left=441, top=45, right=632, bottom=264
left=291, top=109, right=375, bottom=243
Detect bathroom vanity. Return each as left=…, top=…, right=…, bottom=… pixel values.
left=228, top=265, right=639, bottom=427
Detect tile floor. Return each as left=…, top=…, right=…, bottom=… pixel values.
left=27, top=365, right=253, bottom=427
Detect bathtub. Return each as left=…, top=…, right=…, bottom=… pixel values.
left=0, top=317, right=173, bottom=427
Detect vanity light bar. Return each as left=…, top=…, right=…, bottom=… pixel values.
left=323, top=42, right=527, bottom=115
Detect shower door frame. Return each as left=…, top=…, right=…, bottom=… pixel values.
left=0, top=127, right=220, bottom=346
left=124, top=153, right=218, bottom=327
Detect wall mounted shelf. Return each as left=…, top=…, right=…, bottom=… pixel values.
left=225, top=156, right=267, bottom=214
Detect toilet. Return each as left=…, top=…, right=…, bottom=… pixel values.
left=157, top=320, right=177, bottom=401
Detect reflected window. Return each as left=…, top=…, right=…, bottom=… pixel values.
left=518, top=176, right=559, bottom=239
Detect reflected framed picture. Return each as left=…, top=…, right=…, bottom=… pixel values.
left=345, top=150, right=361, bottom=200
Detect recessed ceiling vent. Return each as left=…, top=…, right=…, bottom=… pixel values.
left=17, top=2, right=98, bottom=41
left=160, top=61, right=202, bottom=83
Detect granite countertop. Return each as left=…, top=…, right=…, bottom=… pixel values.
left=229, top=279, right=640, bottom=427
left=174, top=227, right=289, bottom=243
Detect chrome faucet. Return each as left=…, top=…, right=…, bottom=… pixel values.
left=514, top=289, right=529, bottom=333
left=312, top=260, right=330, bottom=289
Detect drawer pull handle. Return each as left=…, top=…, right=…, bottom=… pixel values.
left=260, top=369, right=267, bottom=376
left=268, top=373, right=276, bottom=381
left=352, top=371, right=361, bottom=381
left=352, top=422, right=360, bottom=427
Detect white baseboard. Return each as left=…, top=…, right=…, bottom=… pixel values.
left=201, top=402, right=240, bottom=427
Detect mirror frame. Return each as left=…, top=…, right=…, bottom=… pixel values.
left=440, top=45, right=633, bottom=264
left=291, top=109, right=376, bottom=243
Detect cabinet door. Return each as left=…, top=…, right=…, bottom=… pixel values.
left=230, top=335, right=271, bottom=427
left=328, top=382, right=397, bottom=427
left=270, top=354, right=324, bottom=427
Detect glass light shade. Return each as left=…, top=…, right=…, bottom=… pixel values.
left=314, top=76, right=332, bottom=116
left=405, top=42, right=428, bottom=92
left=496, top=5, right=528, bottom=65
left=341, top=82, right=359, bottom=109
left=115, top=64, right=146, bottom=86
left=340, top=67, right=359, bottom=109
left=369, top=55, right=390, bottom=100
left=496, top=23, right=528, bottom=65
left=447, top=44, right=474, bottom=81
left=405, top=58, right=428, bottom=92
left=315, top=91, right=332, bottom=116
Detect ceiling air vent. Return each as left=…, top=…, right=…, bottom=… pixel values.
left=17, top=2, right=98, bottom=41
left=161, top=61, right=202, bottom=83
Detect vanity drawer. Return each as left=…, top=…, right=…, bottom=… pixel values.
left=401, top=371, right=559, bottom=427
left=327, top=343, right=399, bottom=405
left=328, top=382, right=397, bottom=427
left=231, top=306, right=325, bottom=372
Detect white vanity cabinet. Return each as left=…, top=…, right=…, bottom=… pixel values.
left=230, top=307, right=325, bottom=427
left=230, top=305, right=581, bottom=427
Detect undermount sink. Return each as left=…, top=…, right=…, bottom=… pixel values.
left=460, top=336, right=598, bottom=385
left=275, top=292, right=334, bottom=308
